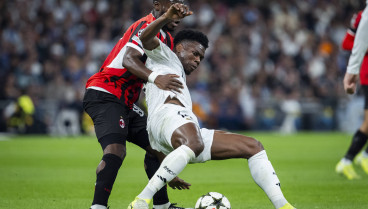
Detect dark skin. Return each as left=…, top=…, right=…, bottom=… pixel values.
left=123, top=0, right=185, bottom=93
left=96, top=0, right=190, bottom=190
left=141, top=4, right=265, bottom=161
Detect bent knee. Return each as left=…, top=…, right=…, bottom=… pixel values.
left=242, top=137, right=264, bottom=159
left=187, top=139, right=204, bottom=157
left=104, top=144, right=126, bottom=160
left=253, top=138, right=264, bottom=152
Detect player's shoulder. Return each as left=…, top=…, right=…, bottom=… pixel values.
left=134, top=13, right=155, bottom=26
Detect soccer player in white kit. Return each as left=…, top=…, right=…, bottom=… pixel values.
left=128, top=3, right=296, bottom=209
left=344, top=1, right=368, bottom=94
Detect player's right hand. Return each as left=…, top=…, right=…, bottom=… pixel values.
left=343, top=72, right=358, bottom=94
left=164, top=3, right=193, bottom=21
left=155, top=74, right=183, bottom=93
left=168, top=176, right=191, bottom=190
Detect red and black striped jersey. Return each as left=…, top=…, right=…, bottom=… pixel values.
left=86, top=13, right=174, bottom=108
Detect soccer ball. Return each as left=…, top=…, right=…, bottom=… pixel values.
left=194, top=192, right=231, bottom=209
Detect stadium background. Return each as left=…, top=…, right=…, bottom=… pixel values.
left=1, top=1, right=368, bottom=209
left=0, top=0, right=367, bottom=135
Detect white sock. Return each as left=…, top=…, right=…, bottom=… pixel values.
left=342, top=157, right=352, bottom=164
left=248, top=150, right=288, bottom=209
left=90, top=204, right=107, bottom=209
left=153, top=202, right=171, bottom=209
left=362, top=151, right=368, bottom=158
left=138, top=145, right=195, bottom=200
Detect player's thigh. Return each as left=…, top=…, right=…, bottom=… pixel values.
left=83, top=90, right=130, bottom=151
left=148, top=104, right=202, bottom=155
left=166, top=105, right=203, bottom=153
left=211, top=130, right=263, bottom=160
left=127, top=104, right=150, bottom=150
left=190, top=128, right=214, bottom=163
left=172, top=122, right=204, bottom=155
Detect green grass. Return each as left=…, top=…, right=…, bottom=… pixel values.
left=0, top=132, right=368, bottom=209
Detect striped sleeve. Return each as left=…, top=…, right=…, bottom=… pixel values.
left=126, top=22, right=169, bottom=56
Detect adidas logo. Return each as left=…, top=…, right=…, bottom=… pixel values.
left=157, top=175, right=167, bottom=183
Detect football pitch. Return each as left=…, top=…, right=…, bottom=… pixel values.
left=1, top=132, right=368, bottom=209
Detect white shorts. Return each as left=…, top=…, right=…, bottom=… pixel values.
left=147, top=104, right=214, bottom=163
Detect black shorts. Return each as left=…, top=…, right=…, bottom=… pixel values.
left=83, top=89, right=149, bottom=149
left=362, top=85, right=368, bottom=110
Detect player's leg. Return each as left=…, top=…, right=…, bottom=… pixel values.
left=135, top=123, right=201, bottom=201
left=355, top=110, right=368, bottom=174
left=128, top=106, right=190, bottom=209
left=129, top=106, right=201, bottom=208
left=210, top=130, right=295, bottom=209
left=336, top=85, right=368, bottom=178
left=356, top=85, right=368, bottom=174
left=83, top=89, right=129, bottom=209
left=93, top=140, right=125, bottom=208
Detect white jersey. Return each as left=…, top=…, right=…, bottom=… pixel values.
left=143, top=40, right=193, bottom=120
left=347, top=5, right=368, bottom=74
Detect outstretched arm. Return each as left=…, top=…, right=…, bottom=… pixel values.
left=140, top=3, right=192, bottom=50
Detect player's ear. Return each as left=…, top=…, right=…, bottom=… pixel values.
left=175, top=43, right=184, bottom=52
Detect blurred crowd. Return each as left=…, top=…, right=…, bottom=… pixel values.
left=0, top=0, right=366, bottom=134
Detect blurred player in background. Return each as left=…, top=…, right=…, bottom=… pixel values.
left=83, top=1, right=190, bottom=209
left=337, top=3, right=368, bottom=180
left=128, top=4, right=296, bottom=209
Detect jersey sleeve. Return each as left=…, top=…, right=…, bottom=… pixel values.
left=347, top=7, right=368, bottom=74
left=143, top=40, right=174, bottom=63
left=126, top=22, right=165, bottom=56
left=342, top=11, right=363, bottom=51
left=349, top=11, right=363, bottom=32
left=341, top=30, right=355, bottom=51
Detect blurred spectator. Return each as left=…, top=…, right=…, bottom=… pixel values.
left=0, top=0, right=366, bottom=133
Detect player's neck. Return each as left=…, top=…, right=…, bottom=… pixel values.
left=152, top=10, right=160, bottom=19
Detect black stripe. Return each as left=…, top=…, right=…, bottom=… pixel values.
left=128, top=21, right=147, bottom=42
left=164, top=31, right=172, bottom=49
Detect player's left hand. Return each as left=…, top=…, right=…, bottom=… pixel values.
left=343, top=72, right=359, bottom=94
left=168, top=176, right=191, bottom=190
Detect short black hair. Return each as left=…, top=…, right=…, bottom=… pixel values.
left=174, top=29, right=209, bottom=49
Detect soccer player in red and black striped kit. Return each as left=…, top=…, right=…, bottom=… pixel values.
left=336, top=7, right=368, bottom=179
left=83, top=1, right=190, bottom=209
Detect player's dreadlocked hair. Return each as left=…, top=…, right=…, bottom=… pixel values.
left=174, top=29, right=209, bottom=49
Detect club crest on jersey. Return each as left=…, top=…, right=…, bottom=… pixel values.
left=178, top=111, right=192, bottom=120
left=119, top=117, right=125, bottom=128
left=137, top=29, right=145, bottom=37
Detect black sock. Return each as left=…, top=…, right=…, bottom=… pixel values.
left=144, top=152, right=169, bottom=205
left=92, top=154, right=123, bottom=206
left=345, top=130, right=368, bottom=161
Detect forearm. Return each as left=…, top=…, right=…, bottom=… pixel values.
left=140, top=14, right=171, bottom=49
left=123, top=47, right=152, bottom=81
left=347, top=7, right=368, bottom=74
